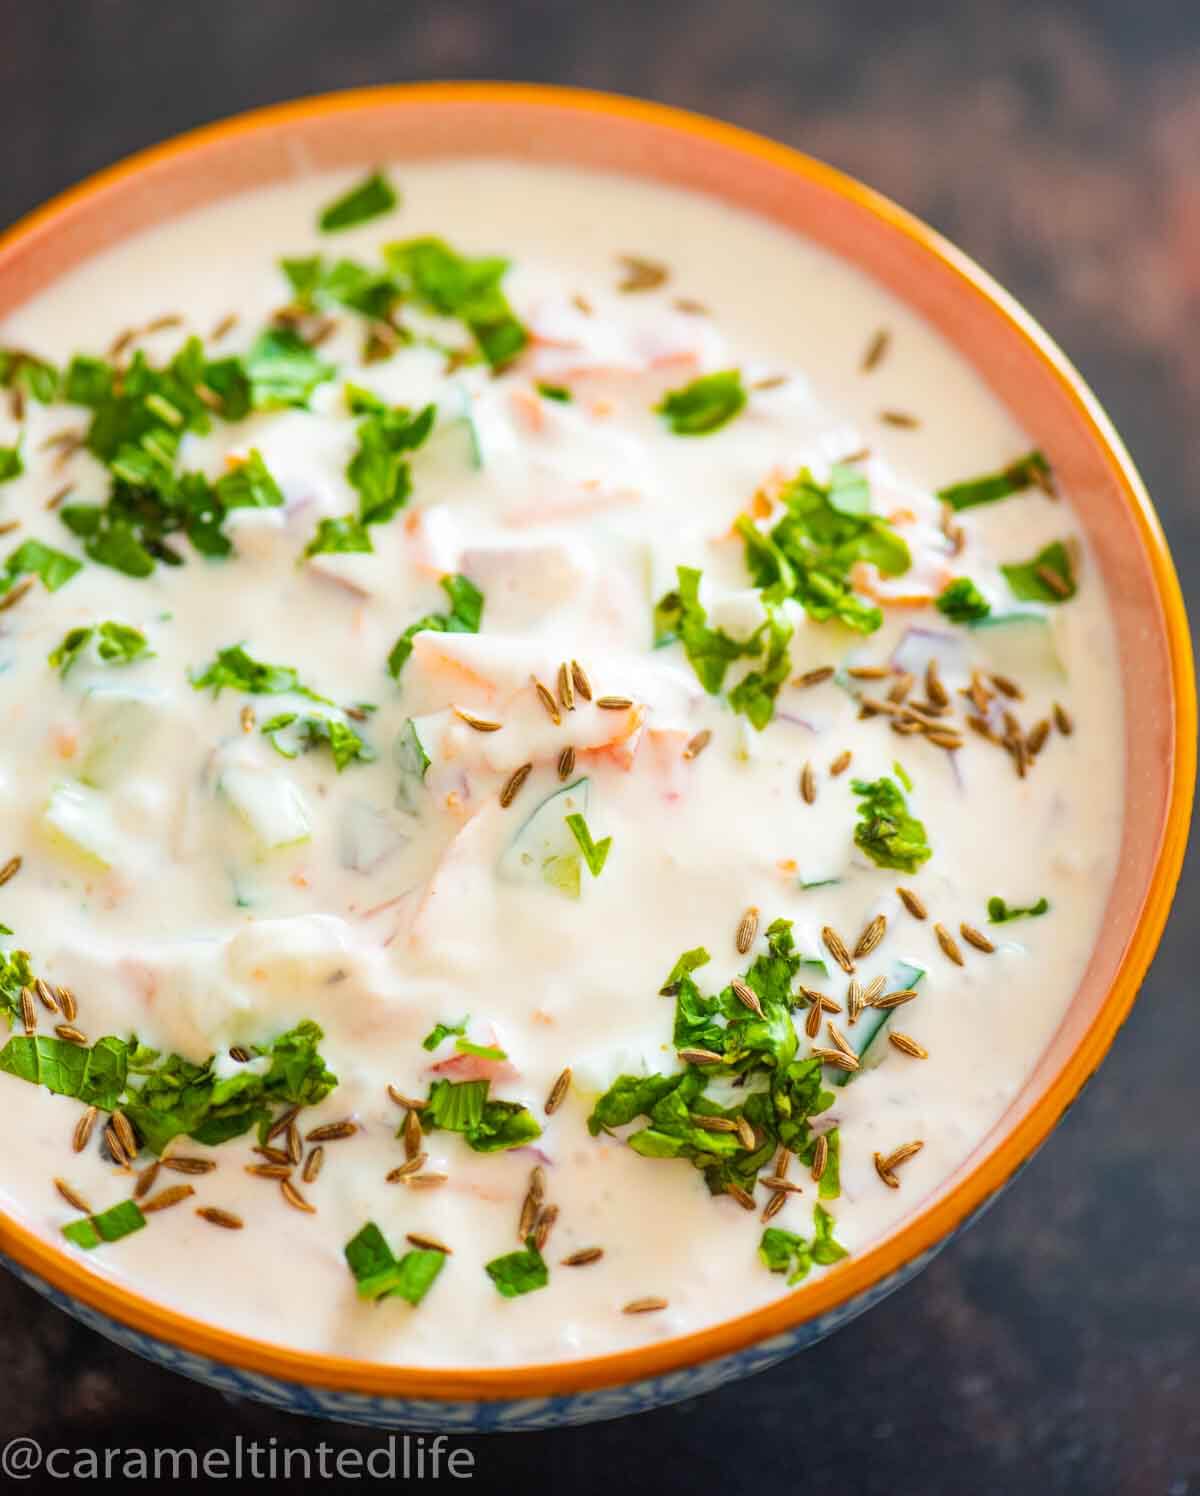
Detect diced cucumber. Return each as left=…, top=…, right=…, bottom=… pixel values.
left=428, top=383, right=483, bottom=471
left=41, top=782, right=122, bottom=868
left=968, top=611, right=1063, bottom=679
left=79, top=685, right=167, bottom=788
left=339, top=800, right=409, bottom=872
left=831, top=959, right=925, bottom=1087
left=498, top=777, right=590, bottom=898
left=394, top=718, right=431, bottom=813
left=219, top=765, right=311, bottom=853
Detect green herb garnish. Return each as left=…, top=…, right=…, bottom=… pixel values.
left=419, top=1077, right=541, bottom=1153
left=421, top=1017, right=469, bottom=1052
left=259, top=711, right=374, bottom=772
left=1, top=538, right=82, bottom=598
left=937, top=450, right=1053, bottom=511
left=189, top=644, right=329, bottom=703
left=935, top=577, right=991, bottom=623
left=318, top=171, right=399, bottom=234
left=387, top=573, right=483, bottom=680
left=1000, top=541, right=1076, bottom=603
left=48, top=621, right=151, bottom=678
left=987, top=895, right=1050, bottom=923
left=0, top=349, right=59, bottom=404
left=655, top=370, right=746, bottom=435
left=565, top=813, right=611, bottom=878
left=653, top=565, right=760, bottom=690
left=344, top=1221, right=445, bottom=1304
left=305, top=401, right=436, bottom=557
left=62, top=1199, right=147, bottom=1251
left=758, top=1204, right=848, bottom=1284
left=485, top=1238, right=549, bottom=1298
left=536, top=382, right=572, bottom=403
left=851, top=774, right=932, bottom=873
left=0, top=442, right=22, bottom=483
left=384, top=237, right=528, bottom=369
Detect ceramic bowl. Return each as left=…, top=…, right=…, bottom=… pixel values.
left=0, top=83, right=1192, bottom=1431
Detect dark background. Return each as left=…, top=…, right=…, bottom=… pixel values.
left=1, top=2, right=1197, bottom=1491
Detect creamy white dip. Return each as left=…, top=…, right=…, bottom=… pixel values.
left=0, top=161, right=1122, bottom=1365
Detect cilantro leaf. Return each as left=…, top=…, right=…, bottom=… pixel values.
left=937, top=450, right=1053, bottom=512
left=1000, top=541, right=1077, bottom=603
left=987, top=895, right=1050, bottom=923
left=62, top=1199, right=146, bottom=1251
left=565, top=812, right=611, bottom=878
left=344, top=1221, right=446, bottom=1304
left=384, top=237, right=528, bottom=369
left=189, top=644, right=329, bottom=703
left=420, top=1078, right=541, bottom=1153
left=212, top=450, right=284, bottom=511
left=421, top=1017, right=469, bottom=1052
left=0, top=442, right=22, bottom=483
left=49, top=621, right=151, bottom=677
left=259, top=711, right=374, bottom=772
left=656, top=370, right=746, bottom=435
left=318, top=171, right=399, bottom=233
left=726, top=605, right=794, bottom=730
left=346, top=402, right=435, bottom=525
left=654, top=566, right=759, bottom=693
left=304, top=516, right=373, bottom=557
left=1, top=538, right=82, bottom=596
left=387, top=572, right=484, bottom=680
left=936, top=577, right=991, bottom=623
left=759, top=1205, right=848, bottom=1285
left=851, top=775, right=932, bottom=873
left=242, top=327, right=334, bottom=409
left=485, top=1239, right=549, bottom=1298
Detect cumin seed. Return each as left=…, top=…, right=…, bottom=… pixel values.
left=240, top=704, right=255, bottom=734
left=407, top=1232, right=451, bottom=1254
left=55, top=986, right=77, bottom=1022
left=140, top=1184, right=195, bottom=1213
left=500, top=757, right=530, bottom=803
left=800, top=762, right=817, bottom=804
left=874, top=1154, right=900, bottom=1189
left=280, top=1178, right=315, bottom=1213
left=162, top=1156, right=216, bottom=1175
left=826, top=1022, right=855, bottom=1059
left=853, top=913, right=887, bottom=959
left=678, top=1046, right=723, bottom=1065
left=304, top=1120, right=357, bottom=1142
left=881, top=1140, right=925, bottom=1173
left=774, top=1146, right=791, bottom=1179
left=690, top=1114, right=739, bottom=1133
left=403, top=1108, right=422, bottom=1160
left=735, top=1114, right=756, bottom=1150
left=0, top=578, right=34, bottom=613
left=570, top=659, right=593, bottom=701
left=562, top=1247, right=603, bottom=1266
left=197, top=1207, right=243, bottom=1230
left=453, top=705, right=503, bottom=732
left=1053, top=701, right=1073, bottom=736
left=1036, top=564, right=1072, bottom=598
left=796, top=666, right=834, bottom=688
left=683, top=729, right=711, bottom=760
left=760, top=1174, right=803, bottom=1194
left=20, top=987, right=35, bottom=1034
left=545, top=1066, right=572, bottom=1115
left=861, top=328, right=891, bottom=372
left=617, top=255, right=668, bottom=292
left=804, top=1000, right=823, bottom=1040
left=880, top=409, right=920, bottom=429
left=596, top=695, right=633, bottom=711
left=103, top=1126, right=129, bottom=1169
left=133, top=1161, right=160, bottom=1199
left=387, top=1087, right=425, bottom=1111
left=829, top=749, right=852, bottom=777
left=736, top=907, right=759, bottom=955
left=55, top=1024, right=88, bottom=1046
left=812, top=1047, right=859, bottom=1072
left=111, top=1110, right=138, bottom=1159
left=1027, top=719, right=1051, bottom=756
left=847, top=664, right=889, bottom=680
left=991, top=672, right=1023, bottom=700
left=533, top=1203, right=559, bottom=1251
left=811, top=1133, right=829, bottom=1181
left=0, top=856, right=21, bottom=889
left=863, top=974, right=887, bottom=1004
left=557, top=661, right=575, bottom=712
left=926, top=729, right=965, bottom=751
left=889, top=1031, right=928, bottom=1059
left=762, top=1190, right=787, bottom=1222
left=934, top=923, right=964, bottom=966
left=253, top=1145, right=290, bottom=1165
left=821, top=926, right=855, bottom=974
left=245, top=1163, right=292, bottom=1179
left=726, top=1182, right=757, bottom=1211
left=406, top=1173, right=448, bottom=1189
left=847, top=979, right=864, bottom=1024
left=286, top=1120, right=302, bottom=1165
left=674, top=297, right=708, bottom=315
left=55, top=1178, right=92, bottom=1213
left=386, top=1154, right=427, bottom=1181
left=302, top=1147, right=324, bottom=1184
left=896, top=887, right=927, bottom=920
left=556, top=746, right=576, bottom=782
left=871, top=988, right=918, bottom=1010
left=533, top=679, right=562, bottom=725
left=960, top=923, right=996, bottom=954
left=211, top=312, right=239, bottom=341
left=623, top=1296, right=668, bottom=1314
left=265, top=1105, right=300, bottom=1143
left=731, top=977, right=764, bottom=1018
left=73, top=1107, right=97, bottom=1154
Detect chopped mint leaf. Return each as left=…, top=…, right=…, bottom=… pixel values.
left=318, top=171, right=399, bottom=234
left=0, top=947, right=34, bottom=1027
left=384, top=237, right=528, bottom=369
left=656, top=370, right=745, bottom=435
left=987, top=895, right=1050, bottom=923
left=0, top=1034, right=132, bottom=1111
left=851, top=775, right=932, bottom=873
left=283, top=259, right=401, bottom=324
left=801, top=1127, right=841, bottom=1199
left=1000, top=541, right=1077, bottom=603
left=565, top=812, right=612, bottom=878
left=0, top=442, right=22, bottom=483
left=420, top=1077, right=541, bottom=1153
left=759, top=1204, right=848, bottom=1285
left=387, top=572, right=484, bottom=680
left=485, top=1238, right=549, bottom=1298
left=654, top=565, right=759, bottom=693
left=2, top=538, right=82, bottom=596
left=260, top=711, right=374, bottom=772
left=304, top=515, right=373, bottom=556
left=49, top=621, right=151, bottom=677
left=536, top=382, right=572, bottom=402
left=727, top=605, right=794, bottom=730
left=936, top=577, right=991, bottom=623
left=344, top=1221, right=446, bottom=1304
left=0, top=348, right=59, bottom=403
left=937, top=450, right=1052, bottom=512
left=213, top=449, right=284, bottom=511
left=242, top=327, right=334, bottom=410
left=62, top=1199, right=146, bottom=1251
left=346, top=402, right=435, bottom=525
left=189, top=644, right=329, bottom=703
left=421, top=1017, right=469, bottom=1052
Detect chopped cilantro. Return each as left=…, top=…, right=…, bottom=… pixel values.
left=189, top=644, right=329, bottom=703
left=282, top=258, right=401, bottom=323
left=213, top=449, right=284, bottom=511
left=241, top=327, right=334, bottom=409
left=387, top=572, right=483, bottom=680
left=1000, top=541, right=1077, bottom=603
left=987, top=895, right=1050, bottom=923
left=1, top=538, right=82, bottom=597
left=655, top=370, right=746, bottom=435
left=936, top=577, right=991, bottom=623
left=653, top=565, right=760, bottom=692
left=485, top=1238, right=549, bottom=1298
left=385, top=237, right=528, bottom=369
left=937, top=450, right=1052, bottom=512
left=726, top=604, right=794, bottom=730
left=419, top=1077, right=541, bottom=1153
left=318, top=170, right=399, bottom=234
left=48, top=621, right=151, bottom=677
left=260, top=711, right=374, bottom=772
left=305, top=401, right=435, bottom=556
left=759, top=1204, right=848, bottom=1284
left=62, top=1199, right=146, bottom=1251
left=0, top=348, right=59, bottom=403
left=344, top=1221, right=445, bottom=1305
left=536, top=382, right=572, bottom=403
left=421, top=1017, right=469, bottom=1052
left=851, top=775, right=932, bottom=873
left=0, top=442, right=22, bottom=483
left=565, top=812, right=611, bottom=878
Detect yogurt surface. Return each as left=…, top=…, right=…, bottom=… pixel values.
left=0, top=161, right=1123, bottom=1365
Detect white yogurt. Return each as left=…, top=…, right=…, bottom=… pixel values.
left=0, top=161, right=1122, bottom=1365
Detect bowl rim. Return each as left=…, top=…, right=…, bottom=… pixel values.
left=0, top=80, right=1193, bottom=1403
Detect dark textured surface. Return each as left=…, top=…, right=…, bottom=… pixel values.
left=1, top=2, right=1196, bottom=1491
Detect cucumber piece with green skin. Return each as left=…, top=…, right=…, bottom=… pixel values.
left=219, top=765, right=311, bottom=853
left=831, top=959, right=925, bottom=1087
left=498, top=777, right=590, bottom=898
left=41, top=781, right=123, bottom=868
left=78, top=685, right=167, bottom=788
left=968, top=611, right=1063, bottom=680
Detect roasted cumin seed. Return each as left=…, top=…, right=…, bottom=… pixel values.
left=286, top=1120, right=303, bottom=1166
left=926, top=729, right=965, bottom=751
left=501, top=761, right=534, bottom=807
left=253, top=1145, right=291, bottom=1166
left=518, top=1189, right=540, bottom=1241
left=896, top=886, right=927, bottom=920
left=141, top=1183, right=196, bottom=1214
left=55, top=1178, right=92, bottom=1213
left=804, top=1000, right=824, bottom=1040
left=197, top=1207, right=243, bottom=1230
left=533, top=680, right=562, bottom=725
left=386, top=1154, right=427, bottom=1181
left=682, top=729, right=711, bottom=761
left=55, top=985, right=77, bottom=1022
left=162, top=1155, right=217, bottom=1175
left=111, top=1110, right=138, bottom=1159
left=387, top=1087, right=426, bottom=1111
left=888, top=1031, right=929, bottom=1059
left=304, top=1120, right=357, bottom=1142
left=774, top=1145, right=791, bottom=1179
left=735, top=1114, right=756, bottom=1151
left=133, top=1162, right=160, bottom=1200
left=731, top=977, right=764, bottom=1018
left=736, top=907, right=759, bottom=955
left=846, top=664, right=889, bottom=680
left=880, top=409, right=920, bottom=429
left=1037, top=564, right=1072, bottom=598
left=880, top=1140, right=925, bottom=1175
left=0, top=855, right=21, bottom=887
left=726, top=1182, right=757, bottom=1212
left=20, top=987, right=35, bottom=1034
left=800, top=762, right=817, bottom=804
left=623, top=1296, right=669, bottom=1314
left=853, top=914, right=887, bottom=959
left=570, top=659, right=593, bottom=701
left=533, top=1203, right=559, bottom=1252
left=280, top=1178, right=315, bottom=1214
left=872, top=988, right=918, bottom=1010
left=887, top=672, right=914, bottom=705
left=960, top=923, right=996, bottom=954
left=265, top=1105, right=300, bottom=1143
left=760, top=1175, right=803, bottom=1194
left=874, top=1155, right=900, bottom=1189
left=407, top=1232, right=451, bottom=1254
left=1027, top=719, right=1051, bottom=756
left=689, top=1114, right=739, bottom=1133
left=103, top=1126, right=129, bottom=1169
left=557, top=660, right=575, bottom=712
left=545, top=1067, right=572, bottom=1115
left=811, top=1133, right=829, bottom=1182
left=403, top=1108, right=423, bottom=1160
left=55, top=1024, right=88, bottom=1046
left=1053, top=701, right=1073, bottom=736
left=677, top=1047, right=723, bottom=1065
left=73, top=1107, right=97, bottom=1154
left=811, top=1047, right=859, bottom=1072
left=829, top=749, right=852, bottom=777
left=407, top=1173, right=449, bottom=1189
left=556, top=745, right=576, bottom=782
left=617, top=254, right=668, bottom=292
left=821, top=926, right=855, bottom=974
left=861, top=327, right=891, bottom=373
left=796, top=665, right=835, bottom=688
left=991, top=672, right=1023, bottom=700
left=453, top=705, right=503, bottom=732
left=762, top=1190, right=787, bottom=1222
left=562, top=1247, right=604, bottom=1266
left=925, top=659, right=949, bottom=709
left=596, top=695, right=634, bottom=711
left=246, top=1163, right=293, bottom=1179
left=934, top=923, right=965, bottom=966
left=302, top=1147, right=324, bottom=1184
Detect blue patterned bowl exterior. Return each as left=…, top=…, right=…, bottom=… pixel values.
left=1, top=1242, right=945, bottom=1429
